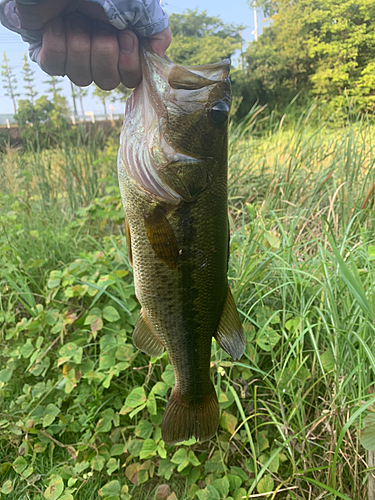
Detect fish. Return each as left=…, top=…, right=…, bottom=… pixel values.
left=117, top=42, right=245, bottom=445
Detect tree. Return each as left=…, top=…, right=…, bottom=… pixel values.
left=93, top=85, right=113, bottom=119
left=72, top=84, right=89, bottom=118
left=21, top=52, right=37, bottom=104
left=70, top=81, right=78, bottom=117
left=44, top=75, right=70, bottom=118
left=2, top=52, right=19, bottom=115
left=242, top=0, right=375, bottom=117
left=166, top=9, right=243, bottom=65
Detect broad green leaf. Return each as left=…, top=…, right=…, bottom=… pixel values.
left=321, top=349, right=335, bottom=372
left=139, top=439, right=157, bottom=460
left=161, top=364, right=175, bottom=387
left=91, top=455, right=106, bottom=471
left=151, top=381, right=169, bottom=396
left=158, top=459, right=175, bottom=480
left=157, top=440, right=167, bottom=459
left=91, top=316, right=103, bottom=336
left=21, top=339, right=34, bottom=358
left=43, top=404, right=60, bottom=428
left=188, top=484, right=199, bottom=499
left=234, top=488, right=247, bottom=500
left=13, top=456, right=28, bottom=474
left=146, top=390, right=157, bottom=415
left=84, top=307, right=102, bottom=325
left=220, top=411, right=237, bottom=434
left=360, top=414, right=375, bottom=450
left=125, top=463, right=139, bottom=484
left=259, top=453, right=280, bottom=473
left=103, top=306, right=120, bottom=322
left=188, top=450, right=200, bottom=466
left=125, top=387, right=147, bottom=408
left=99, top=353, right=116, bottom=371
left=129, top=403, right=147, bottom=418
left=110, top=444, right=126, bottom=456
left=171, top=448, right=189, bottom=472
left=96, top=408, right=114, bottom=433
left=98, top=480, right=121, bottom=497
left=47, top=278, right=61, bottom=289
left=58, top=343, right=78, bottom=365
left=230, top=466, right=248, bottom=482
left=227, top=473, right=242, bottom=489
left=1, top=480, right=13, bottom=494
left=59, top=494, right=73, bottom=500
left=256, top=327, right=281, bottom=352
left=264, top=230, right=280, bottom=249
left=135, top=420, right=153, bottom=439
left=115, top=344, right=134, bottom=361
left=187, top=467, right=200, bottom=486
left=196, top=485, right=220, bottom=500
left=44, top=475, right=64, bottom=500
left=213, top=477, right=230, bottom=497
left=257, top=474, right=274, bottom=494
left=106, top=458, right=119, bottom=475
left=256, top=431, right=270, bottom=452
left=171, top=448, right=187, bottom=464
left=0, top=368, right=12, bottom=383
left=43, top=413, right=57, bottom=427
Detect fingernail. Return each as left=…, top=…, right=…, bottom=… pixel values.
left=120, top=32, right=134, bottom=54
left=50, top=17, right=64, bottom=36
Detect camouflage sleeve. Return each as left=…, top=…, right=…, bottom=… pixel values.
left=0, top=0, right=169, bottom=65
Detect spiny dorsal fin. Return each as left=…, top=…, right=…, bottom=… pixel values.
left=214, top=287, right=245, bottom=360
left=124, top=214, right=133, bottom=267
left=133, top=309, right=164, bottom=357
left=143, top=207, right=179, bottom=269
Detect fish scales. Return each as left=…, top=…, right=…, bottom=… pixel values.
left=118, top=43, right=245, bottom=444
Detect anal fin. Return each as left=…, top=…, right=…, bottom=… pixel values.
left=214, top=287, right=245, bottom=360
left=133, top=309, right=164, bottom=357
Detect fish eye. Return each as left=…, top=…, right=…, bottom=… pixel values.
left=209, top=101, right=229, bottom=127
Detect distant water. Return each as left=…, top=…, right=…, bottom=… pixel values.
left=0, top=114, right=15, bottom=125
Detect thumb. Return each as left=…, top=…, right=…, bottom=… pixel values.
left=149, top=27, right=172, bottom=57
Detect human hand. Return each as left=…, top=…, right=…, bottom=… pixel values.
left=15, top=0, right=172, bottom=89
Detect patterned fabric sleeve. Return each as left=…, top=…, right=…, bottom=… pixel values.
left=0, top=0, right=169, bottom=66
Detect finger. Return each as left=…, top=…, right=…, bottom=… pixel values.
left=65, top=13, right=92, bottom=86
left=149, top=27, right=172, bottom=57
left=118, top=30, right=141, bottom=89
left=40, top=17, right=66, bottom=76
left=91, top=28, right=120, bottom=90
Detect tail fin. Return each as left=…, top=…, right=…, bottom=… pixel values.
left=161, top=387, right=219, bottom=445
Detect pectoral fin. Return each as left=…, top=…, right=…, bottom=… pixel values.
left=133, top=309, right=164, bottom=357
left=124, top=215, right=133, bottom=267
left=214, top=287, right=245, bottom=360
left=144, top=207, right=179, bottom=269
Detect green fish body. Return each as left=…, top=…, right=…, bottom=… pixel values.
left=118, top=44, right=245, bottom=444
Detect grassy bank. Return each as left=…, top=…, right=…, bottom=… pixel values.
left=1, top=111, right=375, bottom=499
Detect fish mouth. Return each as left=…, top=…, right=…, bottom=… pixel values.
left=119, top=43, right=231, bottom=203
left=139, top=40, right=230, bottom=91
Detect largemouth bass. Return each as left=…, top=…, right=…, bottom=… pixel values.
left=118, top=43, right=245, bottom=445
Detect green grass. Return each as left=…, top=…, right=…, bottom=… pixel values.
left=1, top=110, right=375, bottom=499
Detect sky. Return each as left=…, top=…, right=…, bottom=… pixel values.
left=0, top=1, right=262, bottom=117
